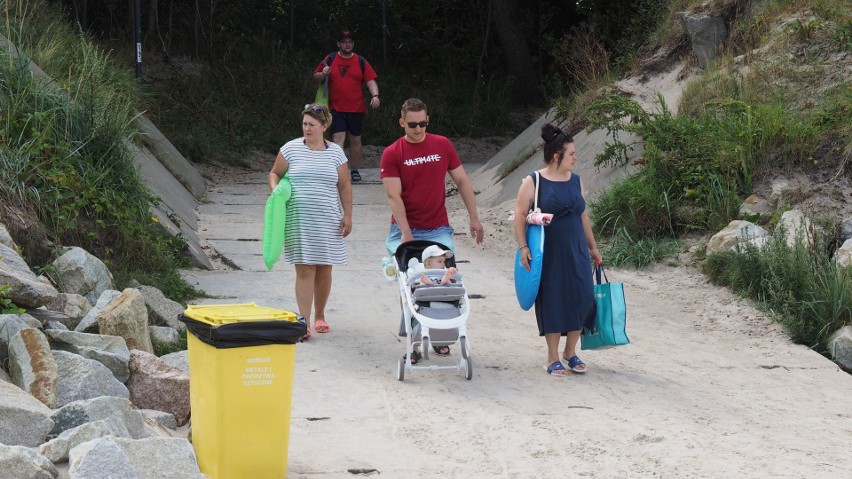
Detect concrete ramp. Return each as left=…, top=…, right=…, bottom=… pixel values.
left=136, top=116, right=207, bottom=200
left=470, top=110, right=641, bottom=212
left=130, top=141, right=212, bottom=269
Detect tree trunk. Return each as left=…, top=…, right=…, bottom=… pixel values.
left=490, top=0, right=543, bottom=104
left=147, top=0, right=158, bottom=43
left=472, top=0, right=493, bottom=110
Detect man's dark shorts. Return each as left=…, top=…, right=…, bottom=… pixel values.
left=330, top=111, right=365, bottom=136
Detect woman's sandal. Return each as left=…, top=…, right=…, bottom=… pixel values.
left=432, top=345, right=451, bottom=356
left=564, top=355, right=587, bottom=373
left=301, top=329, right=312, bottom=342
left=314, top=318, right=331, bottom=334
left=545, top=360, right=569, bottom=377
left=405, top=351, right=422, bottom=365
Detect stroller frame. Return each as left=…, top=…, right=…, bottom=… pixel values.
left=392, top=240, right=472, bottom=380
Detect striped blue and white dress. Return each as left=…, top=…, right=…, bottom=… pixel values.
left=280, top=138, right=348, bottom=265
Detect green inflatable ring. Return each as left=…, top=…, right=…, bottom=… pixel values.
left=262, top=177, right=292, bottom=271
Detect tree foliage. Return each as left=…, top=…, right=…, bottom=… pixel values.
left=54, top=0, right=674, bottom=105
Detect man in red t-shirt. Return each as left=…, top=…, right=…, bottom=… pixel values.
left=380, top=98, right=485, bottom=255
left=381, top=97, right=484, bottom=357
left=313, top=30, right=379, bottom=182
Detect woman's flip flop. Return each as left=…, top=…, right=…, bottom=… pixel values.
left=565, top=355, right=587, bottom=373
left=545, top=360, right=569, bottom=377
left=314, top=318, right=331, bottom=334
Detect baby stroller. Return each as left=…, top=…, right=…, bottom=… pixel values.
left=391, top=240, right=472, bottom=381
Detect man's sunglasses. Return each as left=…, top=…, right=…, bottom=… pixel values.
left=406, top=121, right=429, bottom=129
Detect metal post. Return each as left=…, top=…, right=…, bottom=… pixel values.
left=134, top=0, right=142, bottom=78
left=289, top=1, right=295, bottom=48
left=382, top=0, right=387, bottom=64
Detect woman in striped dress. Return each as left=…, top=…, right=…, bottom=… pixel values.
left=268, top=104, right=353, bottom=339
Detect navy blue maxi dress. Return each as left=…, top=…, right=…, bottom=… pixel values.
left=532, top=173, right=596, bottom=336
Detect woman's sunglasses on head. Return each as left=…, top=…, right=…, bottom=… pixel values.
left=303, top=104, right=327, bottom=115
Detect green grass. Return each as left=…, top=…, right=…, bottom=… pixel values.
left=703, top=227, right=851, bottom=353
left=599, top=229, right=682, bottom=269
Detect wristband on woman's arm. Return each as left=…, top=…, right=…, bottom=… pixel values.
left=518, top=244, right=528, bottom=250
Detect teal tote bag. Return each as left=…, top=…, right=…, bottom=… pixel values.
left=581, top=265, right=629, bottom=350
left=514, top=172, right=544, bottom=311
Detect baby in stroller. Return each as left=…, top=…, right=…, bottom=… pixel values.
left=410, top=245, right=458, bottom=287
left=390, top=240, right=472, bottom=380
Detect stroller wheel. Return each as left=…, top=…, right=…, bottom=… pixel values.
left=461, top=356, right=473, bottom=380
left=397, top=356, right=406, bottom=381
left=459, top=336, right=470, bottom=359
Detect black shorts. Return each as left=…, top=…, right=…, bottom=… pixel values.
left=330, top=111, right=365, bottom=136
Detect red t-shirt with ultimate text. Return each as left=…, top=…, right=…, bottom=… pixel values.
left=380, top=133, right=462, bottom=229
left=314, top=54, right=378, bottom=113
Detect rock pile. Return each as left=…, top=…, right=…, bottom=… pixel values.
left=0, top=223, right=200, bottom=478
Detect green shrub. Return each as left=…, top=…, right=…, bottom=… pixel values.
left=586, top=90, right=830, bottom=240
left=703, top=227, right=852, bottom=353
left=1, top=0, right=202, bottom=302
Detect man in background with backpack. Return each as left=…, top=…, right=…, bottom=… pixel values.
left=313, top=30, right=380, bottom=182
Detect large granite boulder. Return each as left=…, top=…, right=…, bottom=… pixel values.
left=0, top=444, right=58, bottom=479
left=49, top=396, right=150, bottom=439
left=706, top=220, right=770, bottom=256
left=7, top=328, right=58, bottom=408
left=43, top=292, right=91, bottom=330
left=834, top=238, right=852, bottom=269
left=135, top=284, right=186, bottom=330
left=0, top=223, right=15, bottom=248
left=39, top=419, right=127, bottom=463
left=75, top=289, right=121, bottom=334
left=69, top=436, right=204, bottom=479
left=829, top=325, right=852, bottom=372
left=126, top=350, right=190, bottom=426
left=68, top=435, right=138, bottom=479
left=53, top=350, right=130, bottom=407
left=0, top=380, right=54, bottom=447
left=97, top=289, right=153, bottom=354
left=159, top=350, right=189, bottom=372
left=1, top=314, right=32, bottom=361
left=45, top=329, right=130, bottom=382
left=51, top=246, right=114, bottom=306
left=777, top=209, right=812, bottom=248
left=0, top=242, right=59, bottom=308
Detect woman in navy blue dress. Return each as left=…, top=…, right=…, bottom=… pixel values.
left=513, top=124, right=603, bottom=376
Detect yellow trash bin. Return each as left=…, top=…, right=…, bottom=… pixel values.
left=179, top=303, right=307, bottom=479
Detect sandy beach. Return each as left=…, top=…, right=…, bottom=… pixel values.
left=181, top=159, right=852, bottom=478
